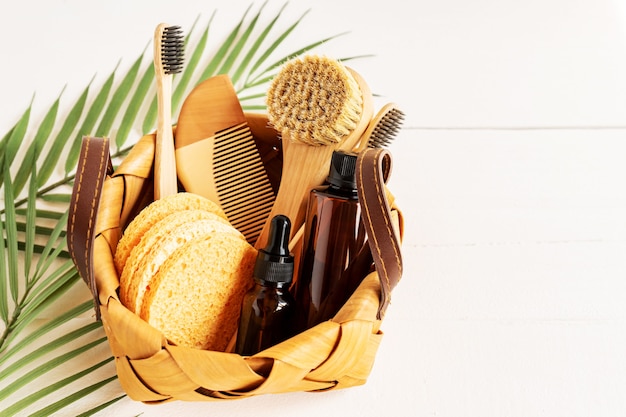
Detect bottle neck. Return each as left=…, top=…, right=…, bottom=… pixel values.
left=254, top=277, right=290, bottom=289
left=325, top=183, right=358, bottom=199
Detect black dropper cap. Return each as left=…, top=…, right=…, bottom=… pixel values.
left=327, top=150, right=357, bottom=190
left=253, top=215, right=294, bottom=284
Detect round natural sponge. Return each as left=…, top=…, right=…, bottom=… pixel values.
left=114, top=192, right=226, bottom=274
left=140, top=233, right=256, bottom=351
left=119, top=209, right=241, bottom=314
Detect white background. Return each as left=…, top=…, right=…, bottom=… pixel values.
left=3, top=0, right=626, bottom=416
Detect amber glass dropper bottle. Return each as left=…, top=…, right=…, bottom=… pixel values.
left=235, top=215, right=296, bottom=356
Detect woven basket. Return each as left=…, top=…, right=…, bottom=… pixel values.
left=67, top=113, right=404, bottom=402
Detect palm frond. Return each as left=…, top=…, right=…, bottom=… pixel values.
left=0, top=343, right=113, bottom=417
left=0, top=2, right=357, bottom=415
left=196, top=6, right=251, bottom=83
left=0, top=103, right=31, bottom=201
left=0, top=320, right=101, bottom=378
left=12, top=91, right=62, bottom=195
left=0, top=300, right=93, bottom=364
left=64, top=66, right=116, bottom=175
left=114, top=48, right=153, bottom=149
left=2, top=160, right=19, bottom=308
left=232, top=1, right=286, bottom=86
left=37, top=79, right=91, bottom=188
left=0, top=200, right=7, bottom=326
left=171, top=15, right=206, bottom=116
left=0, top=337, right=108, bottom=402
left=27, top=372, right=118, bottom=417
left=243, top=7, right=315, bottom=86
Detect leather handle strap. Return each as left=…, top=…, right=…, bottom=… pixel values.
left=67, top=136, right=112, bottom=320
left=356, top=148, right=403, bottom=319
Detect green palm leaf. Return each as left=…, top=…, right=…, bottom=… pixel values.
left=64, top=66, right=116, bottom=175
left=0, top=2, right=357, bottom=415
left=37, top=80, right=90, bottom=188
left=114, top=49, right=153, bottom=149
left=0, top=199, right=7, bottom=324
left=12, top=90, right=62, bottom=195
left=2, top=159, right=19, bottom=306
left=2, top=99, right=32, bottom=169
left=0, top=102, right=32, bottom=194
left=171, top=16, right=206, bottom=116
left=197, top=7, right=249, bottom=83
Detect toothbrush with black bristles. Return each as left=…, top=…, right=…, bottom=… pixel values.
left=354, top=103, right=405, bottom=153
left=153, top=23, right=184, bottom=200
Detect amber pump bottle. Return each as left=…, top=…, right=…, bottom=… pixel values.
left=235, top=215, right=295, bottom=356
left=293, top=150, right=369, bottom=333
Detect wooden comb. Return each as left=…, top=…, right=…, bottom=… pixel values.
left=174, top=75, right=274, bottom=244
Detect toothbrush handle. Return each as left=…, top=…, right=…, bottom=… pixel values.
left=154, top=74, right=178, bottom=200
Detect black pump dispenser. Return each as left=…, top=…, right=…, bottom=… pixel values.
left=235, top=215, right=296, bottom=356
left=327, top=150, right=357, bottom=189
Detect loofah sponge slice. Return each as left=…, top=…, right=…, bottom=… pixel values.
left=118, top=209, right=241, bottom=314
left=114, top=192, right=227, bottom=275
left=140, top=233, right=256, bottom=351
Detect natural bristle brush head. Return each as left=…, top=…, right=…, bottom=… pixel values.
left=155, top=24, right=185, bottom=75
left=266, top=55, right=364, bottom=146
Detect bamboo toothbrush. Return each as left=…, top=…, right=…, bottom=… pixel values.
left=255, top=55, right=373, bottom=250
left=354, top=103, right=405, bottom=152
left=153, top=23, right=184, bottom=200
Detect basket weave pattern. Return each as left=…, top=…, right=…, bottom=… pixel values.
left=70, top=117, right=401, bottom=402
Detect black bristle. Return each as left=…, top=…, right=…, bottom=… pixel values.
left=368, top=108, right=405, bottom=148
left=161, top=25, right=184, bottom=74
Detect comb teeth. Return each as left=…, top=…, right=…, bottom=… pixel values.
left=368, top=107, right=405, bottom=148
left=161, top=25, right=184, bottom=74
left=213, top=123, right=275, bottom=244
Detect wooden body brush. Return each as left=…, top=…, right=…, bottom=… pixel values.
left=174, top=75, right=275, bottom=244
left=153, top=23, right=184, bottom=200
left=255, top=55, right=373, bottom=250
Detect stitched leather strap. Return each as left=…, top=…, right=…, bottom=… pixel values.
left=67, top=136, right=112, bottom=320
left=356, top=148, right=403, bottom=319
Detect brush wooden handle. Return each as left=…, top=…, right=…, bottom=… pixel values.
left=255, top=138, right=336, bottom=249
left=254, top=69, right=373, bottom=250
